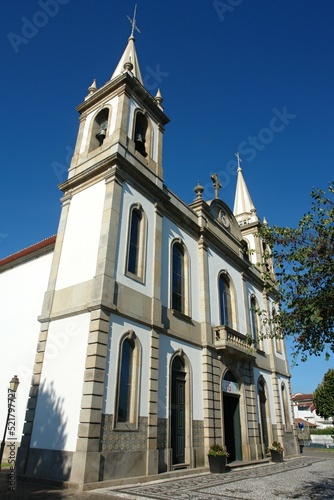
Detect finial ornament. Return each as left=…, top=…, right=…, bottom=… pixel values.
left=194, top=180, right=204, bottom=199
left=127, top=4, right=141, bottom=39
left=235, top=152, right=242, bottom=170
left=88, top=79, right=97, bottom=94
left=211, top=173, right=222, bottom=199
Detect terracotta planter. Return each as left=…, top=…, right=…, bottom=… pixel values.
left=270, top=450, right=284, bottom=462
left=208, top=454, right=227, bottom=473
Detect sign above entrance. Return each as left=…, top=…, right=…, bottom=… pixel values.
left=222, top=380, right=240, bottom=395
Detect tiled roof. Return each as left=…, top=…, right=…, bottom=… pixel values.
left=0, top=235, right=56, bottom=270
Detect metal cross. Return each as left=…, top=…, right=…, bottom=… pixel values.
left=211, top=173, right=222, bottom=199
left=235, top=152, right=242, bottom=169
left=127, top=4, right=141, bottom=38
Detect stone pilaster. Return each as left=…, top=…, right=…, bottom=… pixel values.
left=70, top=308, right=110, bottom=484
left=92, top=165, right=125, bottom=309
left=242, top=363, right=259, bottom=460
left=146, top=330, right=160, bottom=475
left=271, top=373, right=283, bottom=442
left=202, top=349, right=221, bottom=461
left=151, top=203, right=163, bottom=327
left=198, top=232, right=211, bottom=345
left=16, top=322, right=50, bottom=474
left=40, top=193, right=72, bottom=320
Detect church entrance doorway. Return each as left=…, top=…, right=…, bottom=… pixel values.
left=171, top=356, right=186, bottom=465
left=223, top=372, right=242, bottom=462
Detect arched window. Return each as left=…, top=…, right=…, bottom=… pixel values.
left=117, top=339, right=133, bottom=423
left=250, top=295, right=263, bottom=349
left=272, top=307, right=282, bottom=352
left=172, top=242, right=185, bottom=312
left=125, top=204, right=147, bottom=281
left=219, top=274, right=232, bottom=327
left=89, top=108, right=109, bottom=152
left=115, top=332, right=141, bottom=429
left=134, top=112, right=148, bottom=157
left=250, top=296, right=258, bottom=342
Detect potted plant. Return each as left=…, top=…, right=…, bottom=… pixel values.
left=269, top=441, right=284, bottom=462
left=208, top=444, right=229, bottom=473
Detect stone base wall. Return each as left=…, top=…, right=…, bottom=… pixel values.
left=100, top=450, right=147, bottom=480
left=20, top=448, right=73, bottom=481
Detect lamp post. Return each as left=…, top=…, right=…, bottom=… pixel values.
left=0, top=375, right=20, bottom=469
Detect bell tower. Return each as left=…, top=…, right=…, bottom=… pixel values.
left=18, top=8, right=170, bottom=486
left=68, top=7, right=169, bottom=184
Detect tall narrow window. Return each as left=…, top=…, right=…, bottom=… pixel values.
left=272, top=307, right=282, bottom=352
left=250, top=296, right=258, bottom=344
left=117, top=339, right=133, bottom=423
left=219, top=274, right=231, bottom=327
left=172, top=243, right=184, bottom=312
left=127, top=209, right=141, bottom=275
left=126, top=204, right=147, bottom=282
left=115, top=332, right=142, bottom=429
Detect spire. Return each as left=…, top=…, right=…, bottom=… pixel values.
left=110, top=5, right=143, bottom=84
left=233, top=153, right=259, bottom=224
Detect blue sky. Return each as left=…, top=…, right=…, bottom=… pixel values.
left=1, top=0, right=333, bottom=393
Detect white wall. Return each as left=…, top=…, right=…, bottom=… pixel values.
left=0, top=252, right=53, bottom=443
left=30, top=314, right=90, bottom=451
left=56, top=181, right=105, bottom=290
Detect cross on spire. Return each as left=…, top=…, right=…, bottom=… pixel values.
left=127, top=4, right=141, bottom=38
left=211, top=173, right=222, bottom=199
left=235, top=152, right=242, bottom=170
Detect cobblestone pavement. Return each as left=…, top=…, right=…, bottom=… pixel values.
left=1, top=450, right=333, bottom=499
left=92, top=456, right=334, bottom=500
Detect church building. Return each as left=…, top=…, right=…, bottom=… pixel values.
left=0, top=12, right=298, bottom=487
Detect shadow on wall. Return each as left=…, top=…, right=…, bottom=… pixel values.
left=25, top=380, right=72, bottom=481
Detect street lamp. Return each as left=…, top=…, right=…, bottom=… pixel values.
left=0, top=375, right=20, bottom=469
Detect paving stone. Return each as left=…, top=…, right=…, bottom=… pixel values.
left=93, top=456, right=334, bottom=499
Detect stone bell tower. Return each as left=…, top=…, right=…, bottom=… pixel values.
left=18, top=8, right=169, bottom=485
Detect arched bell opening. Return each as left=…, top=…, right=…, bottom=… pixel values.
left=89, top=108, right=109, bottom=152
left=134, top=112, right=148, bottom=157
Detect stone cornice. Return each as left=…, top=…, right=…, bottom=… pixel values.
left=76, top=73, right=170, bottom=126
